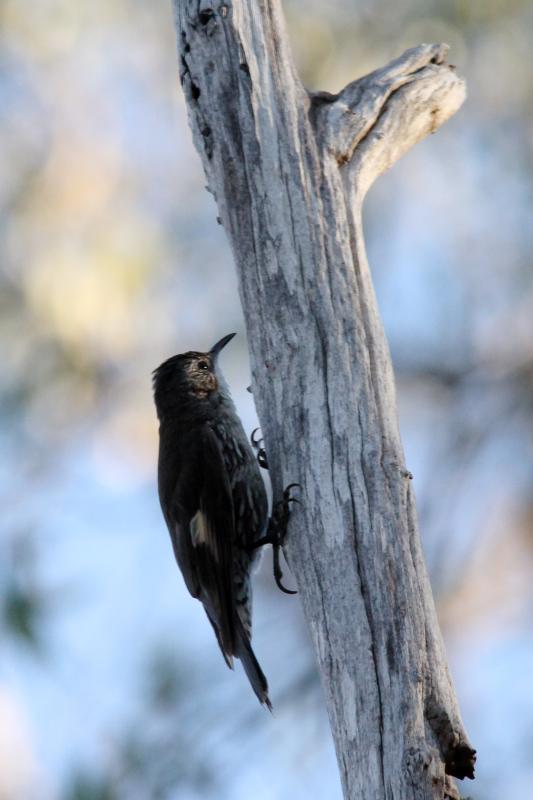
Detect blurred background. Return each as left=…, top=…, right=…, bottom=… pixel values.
left=1, top=0, right=532, bottom=797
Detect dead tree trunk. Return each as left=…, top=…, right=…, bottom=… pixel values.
left=172, top=2, right=476, bottom=798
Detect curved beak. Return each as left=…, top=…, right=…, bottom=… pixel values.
left=209, top=332, right=236, bottom=360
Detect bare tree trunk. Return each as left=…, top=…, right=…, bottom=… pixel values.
left=172, top=2, right=475, bottom=798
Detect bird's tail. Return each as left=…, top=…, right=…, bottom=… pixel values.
left=235, top=617, right=272, bottom=711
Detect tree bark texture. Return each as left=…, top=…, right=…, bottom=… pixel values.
left=172, top=2, right=476, bottom=798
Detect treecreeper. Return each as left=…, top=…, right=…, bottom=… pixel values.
left=153, top=333, right=296, bottom=709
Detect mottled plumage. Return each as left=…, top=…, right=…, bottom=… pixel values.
left=152, top=333, right=271, bottom=708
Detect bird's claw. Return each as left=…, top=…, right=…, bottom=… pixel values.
left=250, top=427, right=269, bottom=470
left=283, top=483, right=301, bottom=502
left=273, top=558, right=297, bottom=595
left=251, top=483, right=300, bottom=594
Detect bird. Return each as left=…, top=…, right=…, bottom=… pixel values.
left=152, top=332, right=274, bottom=709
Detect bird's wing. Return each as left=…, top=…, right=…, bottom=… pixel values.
left=158, top=427, right=202, bottom=600
left=160, top=423, right=237, bottom=660
left=189, top=424, right=238, bottom=659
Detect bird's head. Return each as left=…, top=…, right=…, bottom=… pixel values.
left=152, top=333, right=236, bottom=415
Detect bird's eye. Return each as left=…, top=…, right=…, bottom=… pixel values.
left=198, top=360, right=209, bottom=371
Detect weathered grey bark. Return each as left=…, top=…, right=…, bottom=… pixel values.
left=172, top=2, right=475, bottom=798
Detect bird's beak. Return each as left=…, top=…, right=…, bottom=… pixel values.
left=209, top=332, right=236, bottom=360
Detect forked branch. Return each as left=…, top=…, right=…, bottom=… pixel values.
left=314, top=43, right=466, bottom=194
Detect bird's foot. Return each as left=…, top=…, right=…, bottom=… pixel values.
left=251, top=483, right=300, bottom=594
left=250, top=428, right=269, bottom=470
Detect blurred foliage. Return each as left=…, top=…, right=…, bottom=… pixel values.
left=0, top=531, right=45, bottom=649
left=60, top=650, right=225, bottom=800
left=109, top=651, right=217, bottom=799
left=0, top=0, right=532, bottom=799
left=63, top=774, right=118, bottom=800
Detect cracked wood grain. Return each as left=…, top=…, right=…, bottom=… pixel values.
left=172, top=2, right=475, bottom=798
